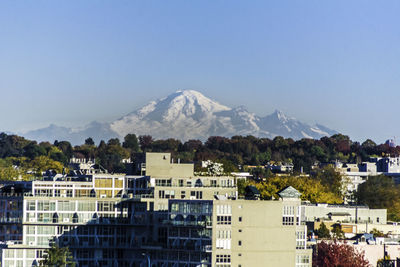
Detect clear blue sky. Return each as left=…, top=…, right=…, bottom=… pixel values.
left=1, top=0, right=399, bottom=143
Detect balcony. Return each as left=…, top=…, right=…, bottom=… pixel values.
left=163, top=220, right=212, bottom=228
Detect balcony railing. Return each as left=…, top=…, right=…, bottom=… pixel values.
left=163, top=220, right=212, bottom=227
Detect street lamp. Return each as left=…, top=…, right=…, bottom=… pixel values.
left=142, top=253, right=150, bottom=267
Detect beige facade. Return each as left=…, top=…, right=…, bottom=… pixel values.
left=213, top=200, right=297, bottom=267
left=145, top=152, right=194, bottom=177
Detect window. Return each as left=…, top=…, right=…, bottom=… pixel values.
left=179, top=179, right=184, bottom=187
left=211, top=180, right=217, bottom=187
left=66, top=190, right=73, bottom=197
left=97, top=201, right=115, bottom=212
left=238, top=217, right=242, bottom=222
left=95, top=178, right=112, bottom=188
left=58, top=201, right=75, bottom=211
left=296, top=255, right=310, bottom=267
left=27, top=226, right=35, bottom=235
left=37, top=226, right=54, bottom=235
left=27, top=201, right=35, bottom=211
left=216, top=205, right=232, bottom=215
left=238, top=240, right=242, bottom=246
left=54, top=189, right=61, bottom=197
left=114, top=178, right=123, bottom=188
left=38, top=201, right=56, bottom=211
left=165, top=190, right=175, bottom=199
left=4, top=249, right=14, bottom=258
left=78, top=202, right=95, bottom=211
left=216, top=254, right=231, bottom=263
left=216, top=238, right=231, bottom=249
left=156, top=179, right=171, bottom=187
left=217, top=230, right=231, bottom=239
left=238, top=229, right=242, bottom=233
left=377, top=217, right=380, bottom=223
left=296, top=230, right=307, bottom=249
left=283, top=206, right=295, bottom=225
left=181, top=191, right=186, bottom=199
left=190, top=191, right=202, bottom=199
left=283, top=217, right=294, bottom=225
left=217, top=216, right=231, bottom=225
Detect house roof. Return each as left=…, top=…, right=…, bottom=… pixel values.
left=278, top=186, right=301, bottom=199
left=245, top=185, right=260, bottom=195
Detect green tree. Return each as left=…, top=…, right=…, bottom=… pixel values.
left=28, top=156, right=64, bottom=175
left=313, top=166, right=344, bottom=198
left=139, top=135, right=154, bottom=152
left=39, top=243, right=75, bottom=267
left=84, top=137, right=95, bottom=146
left=237, top=179, right=248, bottom=197
left=370, top=228, right=385, bottom=238
left=249, top=176, right=342, bottom=204
left=331, top=224, right=344, bottom=239
left=356, top=175, right=400, bottom=221
left=316, top=222, right=331, bottom=239
left=122, top=134, right=139, bottom=153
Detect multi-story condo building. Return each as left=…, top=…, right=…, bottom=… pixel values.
left=0, top=182, right=29, bottom=243
left=0, top=152, right=311, bottom=267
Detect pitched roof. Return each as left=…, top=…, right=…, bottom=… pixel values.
left=277, top=186, right=301, bottom=199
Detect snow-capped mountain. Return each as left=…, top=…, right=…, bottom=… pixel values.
left=23, top=90, right=337, bottom=144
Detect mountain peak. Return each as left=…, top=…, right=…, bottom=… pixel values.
left=175, top=89, right=203, bottom=96
left=24, top=90, right=338, bottom=144
left=272, top=109, right=291, bottom=122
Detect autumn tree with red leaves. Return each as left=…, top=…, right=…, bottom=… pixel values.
left=313, top=241, right=370, bottom=267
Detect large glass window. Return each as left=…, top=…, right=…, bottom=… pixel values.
left=78, top=202, right=95, bottom=211
left=37, top=201, right=56, bottom=211
left=97, top=201, right=115, bottom=212
left=58, top=201, right=75, bottom=211
left=95, top=178, right=113, bottom=188
left=37, top=226, right=55, bottom=235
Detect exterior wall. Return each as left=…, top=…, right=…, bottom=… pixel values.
left=145, top=152, right=194, bottom=178
left=163, top=198, right=308, bottom=267
left=302, top=204, right=387, bottom=225
left=223, top=200, right=296, bottom=267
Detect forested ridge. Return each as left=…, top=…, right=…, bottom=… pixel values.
left=1, top=132, right=398, bottom=175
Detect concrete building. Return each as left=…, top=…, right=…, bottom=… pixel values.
left=320, top=157, right=400, bottom=201
left=302, top=203, right=387, bottom=225
left=0, top=153, right=312, bottom=267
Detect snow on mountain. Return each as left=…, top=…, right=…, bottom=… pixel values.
left=23, top=90, right=337, bottom=144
